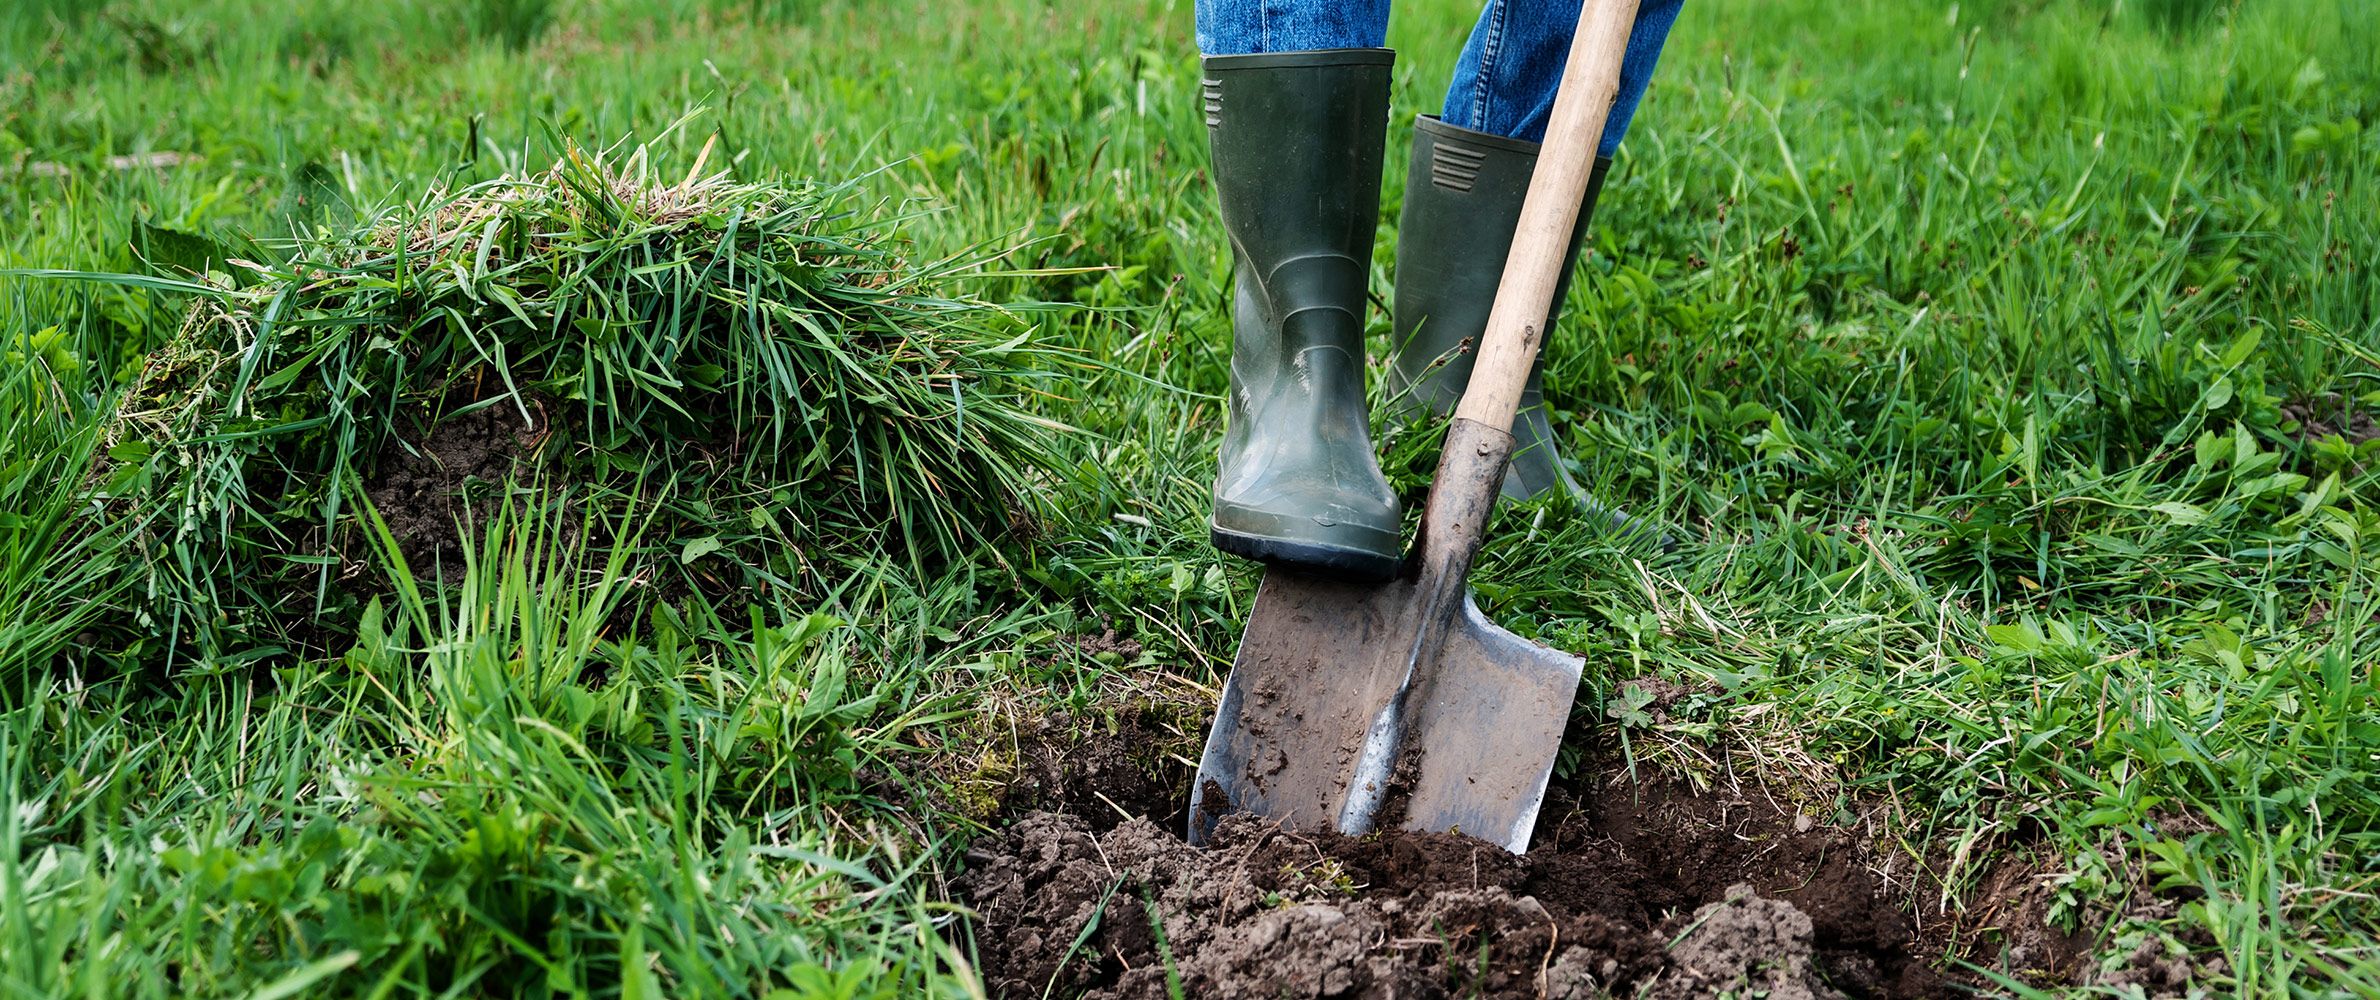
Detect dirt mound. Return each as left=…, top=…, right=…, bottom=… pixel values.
left=956, top=751, right=1953, bottom=999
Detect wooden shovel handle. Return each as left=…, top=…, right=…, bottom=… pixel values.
left=1449, top=0, right=1642, bottom=432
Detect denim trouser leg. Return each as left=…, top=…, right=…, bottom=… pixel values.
left=1195, top=0, right=1390, bottom=54
left=1195, top=0, right=1681, bottom=154
left=1442, top=0, right=1683, bottom=153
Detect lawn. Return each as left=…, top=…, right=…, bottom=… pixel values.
left=2, top=0, right=2376, bottom=996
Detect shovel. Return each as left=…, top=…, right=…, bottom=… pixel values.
left=1189, top=0, right=1643, bottom=854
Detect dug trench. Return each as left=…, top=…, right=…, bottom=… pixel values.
left=952, top=703, right=2081, bottom=999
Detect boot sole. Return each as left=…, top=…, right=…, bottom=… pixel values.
left=1210, top=523, right=1402, bottom=583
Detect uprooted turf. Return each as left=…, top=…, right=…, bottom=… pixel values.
left=87, top=136, right=1070, bottom=662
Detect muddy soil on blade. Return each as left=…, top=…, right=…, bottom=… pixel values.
left=958, top=750, right=1951, bottom=999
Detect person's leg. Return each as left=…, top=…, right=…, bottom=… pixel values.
left=1195, top=0, right=1389, bottom=56
left=1442, top=0, right=1683, bottom=150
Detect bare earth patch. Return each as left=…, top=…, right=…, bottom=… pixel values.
left=942, top=665, right=2195, bottom=998
left=956, top=730, right=1960, bottom=998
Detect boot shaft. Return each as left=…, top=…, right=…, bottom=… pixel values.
left=1201, top=50, right=1392, bottom=356
left=1390, top=114, right=1612, bottom=414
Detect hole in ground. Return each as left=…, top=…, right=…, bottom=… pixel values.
left=952, top=715, right=2080, bottom=999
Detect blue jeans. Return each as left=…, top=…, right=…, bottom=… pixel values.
left=1194, top=0, right=1682, bottom=156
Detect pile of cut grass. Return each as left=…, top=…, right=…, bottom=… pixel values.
left=80, top=135, right=1071, bottom=664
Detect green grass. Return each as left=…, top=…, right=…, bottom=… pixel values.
left=0, top=356, right=127, bottom=681
left=3, top=0, right=2378, bottom=995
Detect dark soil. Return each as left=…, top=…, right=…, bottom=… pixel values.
left=2091, top=886, right=2228, bottom=995
left=1534, top=772, right=1945, bottom=996
left=956, top=699, right=1203, bottom=834
left=362, top=398, right=549, bottom=573
left=966, top=813, right=1647, bottom=1000
left=1958, top=847, right=2095, bottom=983
left=955, top=722, right=1968, bottom=999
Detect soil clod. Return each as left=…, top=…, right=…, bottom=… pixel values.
left=955, top=702, right=1200, bottom=832
left=1652, top=885, right=1841, bottom=1000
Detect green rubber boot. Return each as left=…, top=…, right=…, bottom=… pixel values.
left=1202, top=50, right=1402, bottom=581
left=1390, top=115, right=1664, bottom=545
